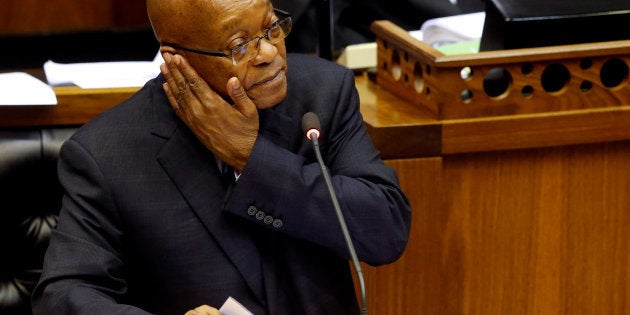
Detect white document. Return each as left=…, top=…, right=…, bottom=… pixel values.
left=43, top=52, right=164, bottom=89
left=0, top=72, right=57, bottom=105
left=420, top=12, right=485, bottom=47
left=219, top=296, right=253, bottom=315
left=409, top=29, right=424, bottom=42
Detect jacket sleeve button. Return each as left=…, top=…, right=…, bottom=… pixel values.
left=263, top=215, right=273, bottom=225
left=255, top=211, right=265, bottom=221
left=247, top=206, right=258, bottom=216
left=272, top=219, right=283, bottom=229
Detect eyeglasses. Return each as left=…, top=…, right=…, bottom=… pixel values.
left=162, top=9, right=292, bottom=66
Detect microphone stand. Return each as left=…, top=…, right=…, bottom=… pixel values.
left=308, top=131, right=368, bottom=315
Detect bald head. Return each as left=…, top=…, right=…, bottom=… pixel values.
left=148, top=0, right=215, bottom=45
left=147, top=0, right=256, bottom=45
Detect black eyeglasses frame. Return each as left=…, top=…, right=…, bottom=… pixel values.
left=161, top=8, right=292, bottom=65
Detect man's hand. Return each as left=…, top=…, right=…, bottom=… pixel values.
left=184, top=304, right=221, bottom=315
left=160, top=52, right=259, bottom=172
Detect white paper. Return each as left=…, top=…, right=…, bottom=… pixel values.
left=43, top=52, right=164, bottom=89
left=409, top=30, right=424, bottom=42
left=0, top=72, right=57, bottom=105
left=420, top=12, right=485, bottom=47
left=219, top=296, right=253, bottom=315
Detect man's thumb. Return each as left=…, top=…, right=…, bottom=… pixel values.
left=227, top=77, right=252, bottom=111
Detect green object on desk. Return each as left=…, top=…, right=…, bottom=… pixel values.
left=436, top=40, right=480, bottom=55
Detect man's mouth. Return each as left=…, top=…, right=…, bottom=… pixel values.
left=247, top=69, right=284, bottom=90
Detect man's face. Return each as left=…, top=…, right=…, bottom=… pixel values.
left=172, top=0, right=288, bottom=109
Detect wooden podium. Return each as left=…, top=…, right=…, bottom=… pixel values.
left=355, top=21, right=630, bottom=315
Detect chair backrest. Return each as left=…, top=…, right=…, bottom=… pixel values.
left=0, top=128, right=76, bottom=315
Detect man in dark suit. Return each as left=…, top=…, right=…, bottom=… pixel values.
left=31, top=0, right=411, bottom=314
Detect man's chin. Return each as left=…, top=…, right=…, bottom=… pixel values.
left=250, top=87, right=287, bottom=109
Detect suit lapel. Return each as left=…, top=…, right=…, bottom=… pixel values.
left=156, top=125, right=266, bottom=303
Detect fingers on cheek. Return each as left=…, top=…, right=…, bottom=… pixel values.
left=188, top=75, right=200, bottom=88
left=162, top=83, right=181, bottom=113
left=159, top=63, right=169, bottom=77
left=176, top=78, right=189, bottom=94
left=163, top=84, right=180, bottom=106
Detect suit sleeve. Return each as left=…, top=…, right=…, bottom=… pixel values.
left=31, top=139, right=151, bottom=315
left=224, top=68, right=412, bottom=266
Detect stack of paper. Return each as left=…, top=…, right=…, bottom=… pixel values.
left=44, top=52, right=163, bottom=89
left=0, top=72, right=57, bottom=105
left=420, top=12, right=485, bottom=47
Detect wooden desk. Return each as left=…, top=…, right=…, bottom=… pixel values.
left=0, top=86, right=136, bottom=127
left=356, top=73, right=630, bottom=315
left=2, top=74, right=628, bottom=314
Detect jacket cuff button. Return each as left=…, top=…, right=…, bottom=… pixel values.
left=263, top=215, right=273, bottom=224
left=272, top=219, right=283, bottom=229
left=247, top=206, right=258, bottom=216
left=255, top=211, right=265, bottom=221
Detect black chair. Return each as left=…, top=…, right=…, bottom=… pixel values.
left=0, top=128, right=76, bottom=314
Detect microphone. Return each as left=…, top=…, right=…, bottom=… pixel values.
left=302, top=112, right=320, bottom=141
left=301, top=112, right=368, bottom=315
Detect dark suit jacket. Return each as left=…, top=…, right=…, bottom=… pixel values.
left=32, top=54, right=411, bottom=314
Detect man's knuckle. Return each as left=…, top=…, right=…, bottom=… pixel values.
left=188, top=75, right=200, bottom=88
left=176, top=80, right=188, bottom=94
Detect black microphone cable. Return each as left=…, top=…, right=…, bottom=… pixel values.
left=302, top=112, right=367, bottom=315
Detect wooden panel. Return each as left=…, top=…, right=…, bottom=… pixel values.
left=441, top=106, right=630, bottom=155
left=0, top=0, right=148, bottom=35
left=112, top=0, right=150, bottom=27
left=360, top=157, right=445, bottom=315
left=440, top=142, right=630, bottom=314
left=364, top=142, right=630, bottom=314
